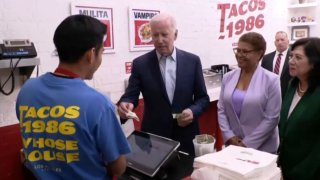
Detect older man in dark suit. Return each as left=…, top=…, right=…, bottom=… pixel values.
left=261, top=31, right=292, bottom=98
left=118, top=13, right=209, bottom=156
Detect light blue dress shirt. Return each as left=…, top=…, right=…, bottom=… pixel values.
left=157, top=48, right=177, bottom=103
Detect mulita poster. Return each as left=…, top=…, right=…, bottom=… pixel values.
left=129, top=8, right=160, bottom=51
left=71, top=3, right=114, bottom=53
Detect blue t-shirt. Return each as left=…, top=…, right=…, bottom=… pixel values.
left=16, top=73, right=131, bottom=180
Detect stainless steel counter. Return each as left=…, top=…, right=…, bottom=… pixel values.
left=203, top=69, right=222, bottom=102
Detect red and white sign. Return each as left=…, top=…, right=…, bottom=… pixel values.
left=217, top=0, right=266, bottom=40
left=125, top=62, right=132, bottom=74
left=71, top=2, right=114, bottom=53
left=129, top=8, right=160, bottom=51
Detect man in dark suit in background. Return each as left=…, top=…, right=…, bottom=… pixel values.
left=118, top=13, right=209, bottom=156
left=262, top=31, right=292, bottom=98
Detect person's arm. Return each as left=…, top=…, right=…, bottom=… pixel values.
left=217, top=73, right=236, bottom=144
left=117, top=102, right=134, bottom=119
left=117, top=60, right=141, bottom=123
left=226, top=136, right=246, bottom=147
left=176, top=108, right=193, bottom=127
left=95, top=101, right=131, bottom=177
left=106, top=155, right=127, bottom=176
left=118, top=60, right=141, bottom=109
left=286, top=142, right=320, bottom=179
left=188, top=57, right=210, bottom=119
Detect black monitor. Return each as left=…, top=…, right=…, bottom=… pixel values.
left=125, top=131, right=180, bottom=177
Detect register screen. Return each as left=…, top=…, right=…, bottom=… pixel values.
left=125, top=131, right=180, bottom=177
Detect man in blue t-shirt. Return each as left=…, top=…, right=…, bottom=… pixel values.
left=16, top=15, right=130, bottom=180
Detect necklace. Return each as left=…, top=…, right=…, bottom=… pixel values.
left=298, top=82, right=307, bottom=93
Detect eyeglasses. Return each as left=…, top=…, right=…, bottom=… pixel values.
left=233, top=48, right=256, bottom=56
left=288, top=54, right=307, bottom=62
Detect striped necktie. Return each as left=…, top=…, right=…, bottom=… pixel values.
left=274, top=53, right=282, bottom=75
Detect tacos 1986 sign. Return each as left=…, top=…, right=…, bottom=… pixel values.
left=217, top=0, right=266, bottom=40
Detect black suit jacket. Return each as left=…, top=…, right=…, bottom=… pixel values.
left=261, top=50, right=291, bottom=99
left=120, top=48, right=210, bottom=155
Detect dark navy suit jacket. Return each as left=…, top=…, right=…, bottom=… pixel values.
left=261, top=50, right=292, bottom=99
left=120, top=48, right=210, bottom=155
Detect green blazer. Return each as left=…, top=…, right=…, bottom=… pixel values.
left=278, top=82, right=320, bottom=179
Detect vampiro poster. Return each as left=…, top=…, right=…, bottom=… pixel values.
left=129, top=8, right=159, bottom=51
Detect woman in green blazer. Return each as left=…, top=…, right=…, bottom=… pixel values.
left=278, top=37, right=320, bottom=179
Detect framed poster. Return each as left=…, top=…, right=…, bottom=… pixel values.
left=291, top=26, right=309, bottom=41
left=128, top=8, right=160, bottom=51
left=71, top=3, right=114, bottom=53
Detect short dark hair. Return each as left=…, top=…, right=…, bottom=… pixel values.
left=53, top=14, right=107, bottom=63
left=239, top=32, right=266, bottom=59
left=291, top=37, right=320, bottom=90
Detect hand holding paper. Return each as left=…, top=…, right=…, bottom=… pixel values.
left=126, top=111, right=140, bottom=121
left=176, top=108, right=193, bottom=127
